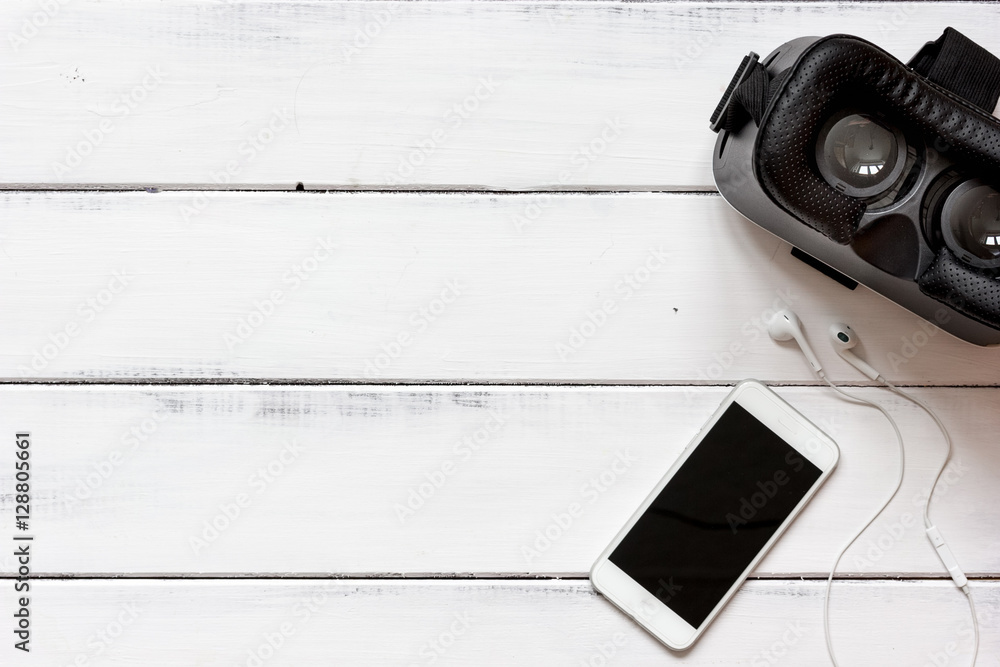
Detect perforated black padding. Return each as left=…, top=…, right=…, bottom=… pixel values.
left=755, top=35, right=1000, bottom=245
left=918, top=248, right=1000, bottom=328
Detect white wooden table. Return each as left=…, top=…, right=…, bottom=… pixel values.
left=1, top=1, right=999, bottom=664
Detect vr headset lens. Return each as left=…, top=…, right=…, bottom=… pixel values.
left=942, top=181, right=1000, bottom=267
left=816, top=112, right=907, bottom=199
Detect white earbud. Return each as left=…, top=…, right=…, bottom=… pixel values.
left=828, top=323, right=884, bottom=382
left=767, top=309, right=824, bottom=377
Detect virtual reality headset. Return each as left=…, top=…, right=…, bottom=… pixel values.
left=711, top=28, right=1000, bottom=346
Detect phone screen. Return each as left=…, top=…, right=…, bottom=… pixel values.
left=609, top=401, right=822, bottom=628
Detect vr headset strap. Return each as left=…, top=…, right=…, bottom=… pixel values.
left=710, top=55, right=789, bottom=131
left=909, top=27, right=1000, bottom=114
left=713, top=27, right=1000, bottom=133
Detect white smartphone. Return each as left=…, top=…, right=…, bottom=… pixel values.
left=591, top=379, right=839, bottom=651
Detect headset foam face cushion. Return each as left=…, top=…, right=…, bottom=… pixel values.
left=755, top=35, right=1000, bottom=245
left=917, top=248, right=1000, bottom=328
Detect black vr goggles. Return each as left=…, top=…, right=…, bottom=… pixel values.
left=711, top=28, right=1000, bottom=346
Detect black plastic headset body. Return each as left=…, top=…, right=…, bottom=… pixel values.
left=712, top=29, right=1000, bottom=346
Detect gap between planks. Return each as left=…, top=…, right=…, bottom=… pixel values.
left=2, top=574, right=999, bottom=581
left=0, top=187, right=721, bottom=193
left=3, top=380, right=999, bottom=388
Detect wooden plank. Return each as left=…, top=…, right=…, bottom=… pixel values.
left=2, top=1, right=998, bottom=188
left=3, top=192, right=999, bottom=382
left=2, top=385, right=997, bottom=576
left=22, top=579, right=998, bottom=664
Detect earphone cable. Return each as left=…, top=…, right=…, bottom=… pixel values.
left=880, top=379, right=978, bottom=665
left=879, top=381, right=952, bottom=529
left=819, top=376, right=906, bottom=667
